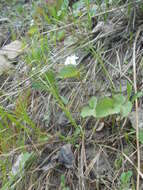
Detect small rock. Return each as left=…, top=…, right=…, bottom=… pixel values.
left=0, top=55, right=12, bottom=75
left=58, top=144, right=75, bottom=169
left=0, top=40, right=23, bottom=76
left=57, top=113, right=68, bottom=125
left=0, top=40, right=23, bottom=60
left=128, top=108, right=143, bottom=129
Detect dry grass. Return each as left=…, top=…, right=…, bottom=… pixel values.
left=1, top=0, right=143, bottom=189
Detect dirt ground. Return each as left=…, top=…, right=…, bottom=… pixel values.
left=1, top=0, right=143, bottom=190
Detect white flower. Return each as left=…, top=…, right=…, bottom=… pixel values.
left=64, top=55, right=79, bottom=66
left=30, top=19, right=34, bottom=26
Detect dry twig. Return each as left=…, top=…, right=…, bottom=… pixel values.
left=133, top=28, right=141, bottom=190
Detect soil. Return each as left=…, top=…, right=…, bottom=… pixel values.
left=1, top=0, right=143, bottom=190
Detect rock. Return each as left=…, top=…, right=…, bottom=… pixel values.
left=58, top=144, right=75, bottom=168
left=0, top=40, right=23, bottom=60
left=0, top=40, right=23, bottom=76
left=0, top=55, right=12, bottom=75
left=57, top=113, right=68, bottom=125
left=128, top=108, right=143, bottom=129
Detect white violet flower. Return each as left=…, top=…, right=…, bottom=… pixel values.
left=64, top=54, right=79, bottom=66
left=30, top=19, right=34, bottom=26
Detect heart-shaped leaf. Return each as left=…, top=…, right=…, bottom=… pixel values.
left=112, top=94, right=125, bottom=105
left=89, top=96, right=97, bottom=109
left=81, top=106, right=96, bottom=118
left=95, top=97, right=119, bottom=118
left=81, top=94, right=132, bottom=119
left=120, top=101, right=132, bottom=117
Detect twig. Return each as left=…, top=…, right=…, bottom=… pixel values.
left=133, top=28, right=141, bottom=190
left=0, top=18, right=11, bottom=23
left=42, top=0, right=142, bottom=34
left=100, top=144, right=143, bottom=179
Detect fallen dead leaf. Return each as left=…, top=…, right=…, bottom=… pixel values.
left=96, top=122, right=104, bottom=132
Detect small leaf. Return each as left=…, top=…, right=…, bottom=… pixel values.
left=28, top=26, right=38, bottom=36
left=58, top=65, right=80, bottom=79
left=44, top=70, right=60, bottom=97
left=61, top=0, right=69, bottom=10
left=72, top=0, right=85, bottom=17
left=120, top=101, right=132, bottom=117
left=88, top=96, right=97, bottom=109
left=45, top=70, right=56, bottom=86
left=131, top=91, right=143, bottom=102
left=73, top=126, right=81, bottom=139
left=127, top=82, right=132, bottom=100
left=31, top=81, right=48, bottom=91
left=89, top=5, right=97, bottom=17
left=38, top=134, right=51, bottom=142
left=139, top=129, right=143, bottom=144
left=120, top=171, right=132, bottom=185
left=81, top=106, right=96, bottom=118
left=57, top=30, right=65, bottom=41
left=60, top=96, right=68, bottom=105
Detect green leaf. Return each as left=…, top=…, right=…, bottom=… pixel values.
left=44, top=70, right=59, bottom=94
left=81, top=94, right=132, bottom=119
left=45, top=70, right=56, bottom=86
left=31, top=81, right=48, bottom=91
left=127, top=82, right=132, bottom=100
left=38, top=134, right=51, bottom=142
left=88, top=96, right=97, bottom=109
left=28, top=26, right=38, bottom=36
left=73, top=126, right=81, bottom=139
left=89, top=5, right=97, bottom=17
left=95, top=97, right=119, bottom=118
left=58, top=65, right=80, bottom=79
left=120, top=171, right=132, bottom=187
left=61, top=0, right=69, bottom=10
left=81, top=106, right=96, bottom=118
left=131, top=91, right=143, bottom=102
left=72, top=0, right=85, bottom=10
left=41, top=70, right=61, bottom=102
left=60, top=96, right=68, bottom=105
left=56, top=30, right=65, bottom=41
left=120, top=101, right=132, bottom=117
left=112, top=94, right=126, bottom=107
left=139, top=129, right=143, bottom=144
